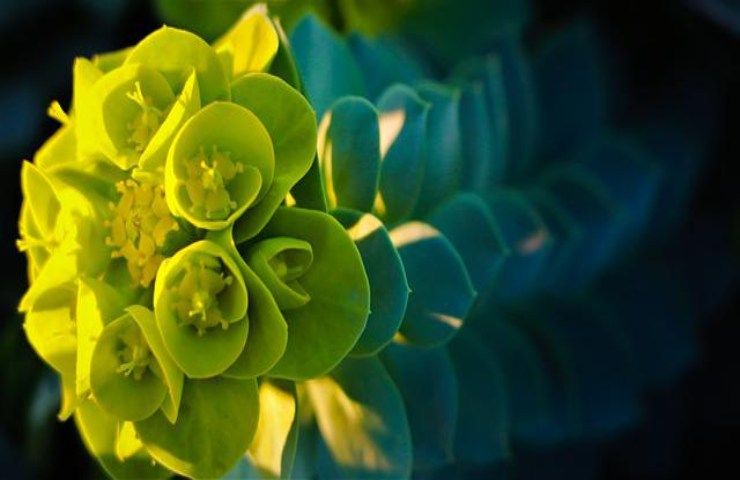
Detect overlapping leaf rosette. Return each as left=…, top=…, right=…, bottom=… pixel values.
left=17, top=6, right=373, bottom=479
left=249, top=13, right=713, bottom=479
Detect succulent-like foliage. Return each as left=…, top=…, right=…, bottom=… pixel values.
left=17, top=5, right=371, bottom=479
left=17, top=2, right=720, bottom=479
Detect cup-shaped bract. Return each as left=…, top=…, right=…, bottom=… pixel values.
left=154, top=240, right=249, bottom=378
left=164, top=102, right=275, bottom=230
left=246, top=237, right=313, bottom=310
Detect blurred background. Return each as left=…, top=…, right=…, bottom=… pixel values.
left=1, top=0, right=738, bottom=478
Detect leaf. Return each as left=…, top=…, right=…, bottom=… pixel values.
left=413, top=82, right=462, bottom=216
left=574, top=134, right=661, bottom=247
left=259, top=207, right=370, bottom=380
left=165, top=101, right=275, bottom=230
left=447, top=328, right=510, bottom=463
left=214, top=4, right=279, bottom=78
left=491, top=35, right=539, bottom=179
left=427, top=193, right=507, bottom=292
left=135, top=377, right=260, bottom=479
left=483, top=188, right=550, bottom=300
left=533, top=21, right=611, bottom=159
left=247, top=381, right=300, bottom=478
left=390, top=222, right=475, bottom=347
left=468, top=311, right=551, bottom=444
left=125, top=25, right=230, bottom=104
left=75, top=399, right=170, bottom=480
left=380, top=343, right=458, bottom=470
left=290, top=15, right=365, bottom=118
left=318, top=96, right=380, bottom=212
left=535, top=163, right=621, bottom=290
left=154, top=240, right=249, bottom=378
left=306, top=356, right=412, bottom=480
left=373, top=85, right=429, bottom=224
left=457, top=83, right=497, bottom=191
left=348, top=35, right=426, bottom=101
left=230, top=72, right=317, bottom=242
left=332, top=209, right=408, bottom=357
left=455, top=58, right=510, bottom=177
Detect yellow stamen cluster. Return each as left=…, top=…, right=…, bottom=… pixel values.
left=106, top=179, right=179, bottom=288
left=127, top=81, right=163, bottom=153
left=184, top=146, right=244, bottom=220
left=170, top=254, right=234, bottom=336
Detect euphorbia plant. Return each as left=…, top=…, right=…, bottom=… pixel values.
left=17, top=5, right=370, bottom=479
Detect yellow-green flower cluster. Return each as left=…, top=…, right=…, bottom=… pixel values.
left=17, top=6, right=370, bottom=479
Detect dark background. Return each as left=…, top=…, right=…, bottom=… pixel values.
left=0, top=1, right=738, bottom=478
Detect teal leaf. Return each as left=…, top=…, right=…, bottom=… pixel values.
left=453, top=56, right=509, bottom=184
left=135, top=377, right=260, bottom=479
left=348, top=35, right=426, bottom=100
left=535, top=163, right=621, bottom=290
left=457, top=83, right=497, bottom=191
left=492, top=35, right=539, bottom=179
left=332, top=209, right=409, bottom=356
left=534, top=21, right=612, bottom=159
left=414, top=82, right=463, bottom=216
left=380, top=343, right=458, bottom=470
left=483, top=188, right=550, bottom=300
left=319, top=96, right=380, bottom=212
left=447, top=328, right=510, bottom=463
left=259, top=208, right=370, bottom=380
left=390, top=222, right=475, bottom=347
left=290, top=15, right=365, bottom=119
left=230, top=72, right=317, bottom=242
left=468, top=311, right=551, bottom=444
left=374, top=85, right=429, bottom=225
left=306, top=356, right=412, bottom=480
left=427, top=193, right=507, bottom=292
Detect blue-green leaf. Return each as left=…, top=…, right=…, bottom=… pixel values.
left=374, top=84, right=429, bottom=224
left=414, top=82, right=463, bottom=216
left=380, top=343, right=458, bottom=470
left=348, top=35, right=426, bottom=101
left=484, top=188, right=550, bottom=300
left=307, top=356, right=412, bottom=480
left=390, top=222, right=475, bottom=347
left=290, top=15, right=365, bottom=118
left=533, top=21, right=612, bottom=160
left=332, top=209, right=409, bottom=357
left=447, top=328, right=510, bottom=463
left=428, top=193, right=507, bottom=292
left=319, top=97, right=380, bottom=212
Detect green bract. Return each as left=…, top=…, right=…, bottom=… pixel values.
left=17, top=5, right=372, bottom=479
